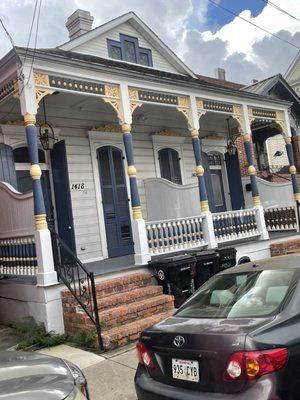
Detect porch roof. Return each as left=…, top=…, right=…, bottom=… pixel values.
left=1, top=46, right=292, bottom=110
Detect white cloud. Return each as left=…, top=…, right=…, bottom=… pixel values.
left=0, top=0, right=299, bottom=84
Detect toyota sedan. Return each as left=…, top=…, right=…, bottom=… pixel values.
left=135, top=254, right=300, bottom=400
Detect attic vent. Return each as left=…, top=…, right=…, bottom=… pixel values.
left=66, top=9, right=94, bottom=40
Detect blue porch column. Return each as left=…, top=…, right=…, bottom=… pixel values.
left=285, top=136, right=300, bottom=202
left=243, top=133, right=261, bottom=207
left=121, top=123, right=142, bottom=219
left=24, top=113, right=47, bottom=230
left=191, top=129, right=210, bottom=212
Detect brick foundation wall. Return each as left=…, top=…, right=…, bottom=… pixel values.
left=270, top=239, right=300, bottom=257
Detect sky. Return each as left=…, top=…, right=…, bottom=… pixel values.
left=0, top=0, right=300, bottom=84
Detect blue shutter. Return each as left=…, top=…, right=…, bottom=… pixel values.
left=225, top=152, right=245, bottom=210
left=0, top=143, right=17, bottom=189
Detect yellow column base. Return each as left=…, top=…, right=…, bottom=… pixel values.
left=294, top=193, right=300, bottom=202
left=200, top=200, right=210, bottom=212
left=35, top=214, right=48, bottom=230
left=252, top=196, right=261, bottom=207
left=132, top=206, right=142, bottom=220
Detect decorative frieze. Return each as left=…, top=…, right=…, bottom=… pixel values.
left=91, top=124, right=122, bottom=133
left=0, top=78, right=18, bottom=103
left=251, top=107, right=277, bottom=119
left=48, top=75, right=105, bottom=95
left=203, top=99, right=234, bottom=113
left=138, top=89, right=178, bottom=105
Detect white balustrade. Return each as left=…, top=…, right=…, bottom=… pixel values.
left=212, top=209, right=260, bottom=243
left=146, top=216, right=206, bottom=254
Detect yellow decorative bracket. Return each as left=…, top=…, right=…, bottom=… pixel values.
left=34, top=72, right=55, bottom=108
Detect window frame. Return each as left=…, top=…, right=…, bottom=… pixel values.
left=107, top=34, right=153, bottom=67
left=158, top=147, right=183, bottom=185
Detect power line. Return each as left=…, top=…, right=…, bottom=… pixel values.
left=23, top=0, right=40, bottom=65
left=258, top=0, right=300, bottom=23
left=207, top=0, right=300, bottom=51
left=0, top=17, right=15, bottom=48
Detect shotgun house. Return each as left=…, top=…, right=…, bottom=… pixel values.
left=0, top=10, right=299, bottom=348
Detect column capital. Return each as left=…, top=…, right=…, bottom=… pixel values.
left=190, top=129, right=199, bottom=137
left=121, top=123, right=131, bottom=133
left=243, top=133, right=252, bottom=142
left=24, top=113, right=36, bottom=126
left=285, top=136, right=292, bottom=144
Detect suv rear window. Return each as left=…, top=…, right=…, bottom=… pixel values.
left=176, top=270, right=295, bottom=319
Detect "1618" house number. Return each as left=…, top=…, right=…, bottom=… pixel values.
left=71, top=183, right=85, bottom=190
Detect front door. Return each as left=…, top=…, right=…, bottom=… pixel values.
left=97, top=146, right=134, bottom=258
left=210, top=169, right=227, bottom=213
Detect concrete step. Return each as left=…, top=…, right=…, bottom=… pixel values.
left=102, top=309, right=175, bottom=350
left=99, top=294, right=174, bottom=330
left=95, top=273, right=152, bottom=298
left=97, top=285, right=163, bottom=310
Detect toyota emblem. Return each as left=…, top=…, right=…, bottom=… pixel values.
left=173, top=335, right=185, bottom=348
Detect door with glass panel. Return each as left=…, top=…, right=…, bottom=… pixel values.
left=208, top=153, right=227, bottom=213
left=97, top=146, right=134, bottom=258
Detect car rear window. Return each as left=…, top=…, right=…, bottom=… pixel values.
left=176, top=270, right=295, bottom=319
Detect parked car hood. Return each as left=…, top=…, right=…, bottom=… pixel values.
left=0, top=351, right=75, bottom=400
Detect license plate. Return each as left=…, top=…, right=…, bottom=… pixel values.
left=172, top=358, right=199, bottom=382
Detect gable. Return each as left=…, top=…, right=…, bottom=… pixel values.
left=285, top=51, right=300, bottom=91
left=70, top=21, right=181, bottom=74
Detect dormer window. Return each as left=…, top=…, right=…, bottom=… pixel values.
left=107, top=34, right=153, bottom=67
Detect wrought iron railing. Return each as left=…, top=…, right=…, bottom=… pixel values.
left=212, top=209, right=260, bottom=243
left=145, top=215, right=206, bottom=254
left=264, top=206, right=298, bottom=232
left=0, top=235, right=37, bottom=276
left=50, top=230, right=103, bottom=350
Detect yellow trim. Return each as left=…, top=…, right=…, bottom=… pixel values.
left=200, top=200, right=210, bottom=212
left=248, top=165, right=256, bottom=175
left=121, top=123, right=131, bottom=133
left=190, top=129, right=199, bottom=137
left=127, top=165, right=137, bottom=177
left=35, top=214, right=48, bottom=230
left=285, top=137, right=292, bottom=144
left=294, top=193, right=300, bottom=202
left=196, top=165, right=204, bottom=176
left=24, top=113, right=36, bottom=126
left=132, top=206, right=142, bottom=220
left=30, top=164, right=42, bottom=180
left=243, top=133, right=252, bottom=142
left=252, top=196, right=261, bottom=206
left=289, top=165, right=296, bottom=174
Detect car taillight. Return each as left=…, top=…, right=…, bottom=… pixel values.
left=136, top=342, right=156, bottom=369
left=224, top=348, right=288, bottom=381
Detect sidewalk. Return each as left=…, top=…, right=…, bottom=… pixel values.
left=38, top=343, right=138, bottom=400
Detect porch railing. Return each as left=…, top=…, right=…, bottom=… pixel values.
left=0, top=235, right=37, bottom=276
left=146, top=215, right=206, bottom=254
left=264, top=206, right=298, bottom=232
left=212, top=209, right=260, bottom=243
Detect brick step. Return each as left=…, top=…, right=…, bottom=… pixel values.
left=97, top=285, right=163, bottom=310
left=99, top=294, right=174, bottom=330
left=102, top=309, right=175, bottom=349
left=95, top=273, right=152, bottom=298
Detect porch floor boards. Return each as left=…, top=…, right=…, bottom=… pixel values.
left=84, top=254, right=135, bottom=277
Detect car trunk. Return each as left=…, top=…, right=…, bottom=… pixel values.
left=141, top=315, right=272, bottom=394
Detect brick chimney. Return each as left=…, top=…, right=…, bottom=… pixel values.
left=215, top=67, right=226, bottom=81
left=66, top=9, right=94, bottom=40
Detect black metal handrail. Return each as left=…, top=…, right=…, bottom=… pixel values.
left=50, top=230, right=103, bottom=350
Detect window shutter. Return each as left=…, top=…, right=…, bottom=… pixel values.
left=159, top=148, right=182, bottom=185
left=0, top=143, right=17, bottom=189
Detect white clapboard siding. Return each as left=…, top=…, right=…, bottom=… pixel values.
left=59, top=127, right=103, bottom=262
left=72, top=22, right=180, bottom=74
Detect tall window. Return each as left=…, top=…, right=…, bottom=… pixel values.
left=158, top=148, right=182, bottom=185
left=13, top=146, right=47, bottom=193
left=107, top=34, right=153, bottom=67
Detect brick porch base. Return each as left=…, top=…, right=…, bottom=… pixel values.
left=62, top=272, right=174, bottom=350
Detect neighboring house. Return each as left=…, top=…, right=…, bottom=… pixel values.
left=243, top=74, right=300, bottom=177
left=0, top=10, right=299, bottom=347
